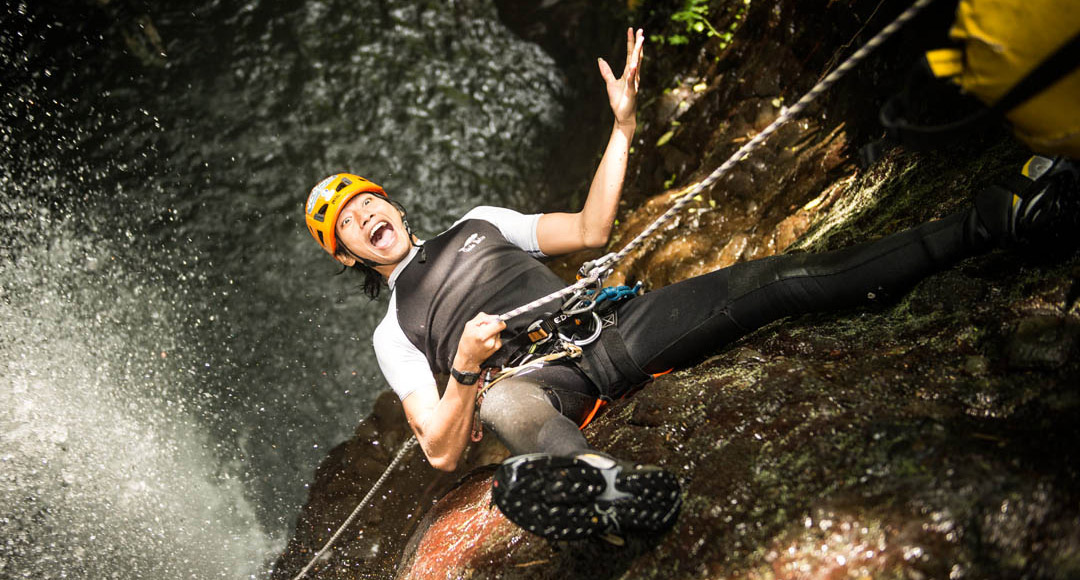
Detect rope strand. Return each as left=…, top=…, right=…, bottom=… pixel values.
left=291, top=437, right=418, bottom=580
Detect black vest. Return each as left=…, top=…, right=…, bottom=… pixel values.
left=393, top=220, right=566, bottom=374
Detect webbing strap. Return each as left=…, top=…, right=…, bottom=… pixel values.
left=991, top=30, right=1080, bottom=116
left=477, top=344, right=584, bottom=400
left=484, top=317, right=558, bottom=369
left=597, top=324, right=650, bottom=394
left=578, top=399, right=607, bottom=430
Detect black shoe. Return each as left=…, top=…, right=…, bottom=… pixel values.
left=973, top=155, right=1080, bottom=248
left=491, top=452, right=682, bottom=542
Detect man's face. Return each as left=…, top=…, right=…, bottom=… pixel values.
left=334, top=193, right=411, bottom=267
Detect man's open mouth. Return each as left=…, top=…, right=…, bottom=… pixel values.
left=370, top=221, right=396, bottom=249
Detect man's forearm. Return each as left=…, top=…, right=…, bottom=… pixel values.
left=580, top=120, right=636, bottom=247
left=414, top=319, right=501, bottom=472
left=417, top=376, right=476, bottom=471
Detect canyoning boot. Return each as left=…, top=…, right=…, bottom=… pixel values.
left=971, top=155, right=1080, bottom=249
left=491, top=452, right=682, bottom=542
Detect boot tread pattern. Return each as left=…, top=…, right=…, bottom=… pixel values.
left=492, top=453, right=682, bottom=541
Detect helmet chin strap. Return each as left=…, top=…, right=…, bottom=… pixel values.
left=392, top=199, right=427, bottom=265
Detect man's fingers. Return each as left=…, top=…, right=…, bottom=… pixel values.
left=472, top=312, right=498, bottom=324
left=632, top=29, right=644, bottom=68
left=598, top=58, right=615, bottom=83
left=623, top=29, right=644, bottom=78
left=634, top=31, right=645, bottom=86
left=623, top=28, right=636, bottom=76
left=473, top=316, right=506, bottom=335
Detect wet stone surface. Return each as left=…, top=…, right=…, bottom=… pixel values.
left=1007, top=316, right=1079, bottom=370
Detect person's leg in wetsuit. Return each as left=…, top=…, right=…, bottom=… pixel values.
left=478, top=364, right=597, bottom=458
left=488, top=204, right=986, bottom=542
left=617, top=159, right=1079, bottom=375
left=488, top=157, right=1078, bottom=542
left=617, top=209, right=979, bottom=374
left=482, top=346, right=685, bottom=541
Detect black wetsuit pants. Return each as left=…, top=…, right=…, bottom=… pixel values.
left=479, top=208, right=987, bottom=457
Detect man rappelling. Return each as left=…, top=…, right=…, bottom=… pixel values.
left=302, top=28, right=1078, bottom=543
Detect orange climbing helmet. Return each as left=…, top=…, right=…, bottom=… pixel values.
left=304, top=173, right=387, bottom=255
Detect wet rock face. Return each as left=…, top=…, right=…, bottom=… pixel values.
left=605, top=0, right=878, bottom=288
left=394, top=468, right=521, bottom=580
left=659, top=275, right=1080, bottom=578
left=269, top=392, right=510, bottom=578
left=1007, top=316, right=1079, bottom=370
left=274, top=0, right=1080, bottom=577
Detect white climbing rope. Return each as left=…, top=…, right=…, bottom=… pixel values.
left=291, top=436, right=418, bottom=580
left=499, top=0, right=937, bottom=323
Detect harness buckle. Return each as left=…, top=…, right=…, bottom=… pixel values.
left=525, top=318, right=557, bottom=345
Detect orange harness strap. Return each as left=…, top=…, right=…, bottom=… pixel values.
left=577, top=399, right=607, bottom=430
left=576, top=368, right=673, bottom=430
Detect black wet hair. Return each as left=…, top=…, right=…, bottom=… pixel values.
left=338, top=260, right=383, bottom=300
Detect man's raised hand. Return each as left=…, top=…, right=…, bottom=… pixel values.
left=598, top=28, right=645, bottom=127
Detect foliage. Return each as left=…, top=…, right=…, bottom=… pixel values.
left=650, top=0, right=749, bottom=48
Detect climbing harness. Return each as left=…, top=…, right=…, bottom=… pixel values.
left=483, top=281, right=641, bottom=374
left=554, top=282, right=641, bottom=345
left=481, top=343, right=585, bottom=396
left=292, top=0, right=937, bottom=574
left=291, top=436, right=418, bottom=580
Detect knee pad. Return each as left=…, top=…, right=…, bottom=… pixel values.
left=478, top=380, right=550, bottom=428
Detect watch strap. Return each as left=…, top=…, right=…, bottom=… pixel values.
left=451, top=367, right=481, bottom=386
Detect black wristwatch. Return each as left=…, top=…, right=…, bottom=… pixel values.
left=451, top=367, right=481, bottom=386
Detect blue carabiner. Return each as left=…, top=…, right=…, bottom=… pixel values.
left=594, top=282, right=643, bottom=304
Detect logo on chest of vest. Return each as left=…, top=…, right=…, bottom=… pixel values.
left=458, top=233, right=486, bottom=253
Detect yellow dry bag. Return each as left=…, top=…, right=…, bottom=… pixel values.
left=882, top=0, right=1080, bottom=158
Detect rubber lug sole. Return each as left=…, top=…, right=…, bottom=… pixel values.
left=492, top=453, right=681, bottom=541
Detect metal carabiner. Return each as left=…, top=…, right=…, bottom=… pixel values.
left=558, top=311, right=604, bottom=346
left=577, top=252, right=615, bottom=280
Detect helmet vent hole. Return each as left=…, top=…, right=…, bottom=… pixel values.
left=336, top=177, right=352, bottom=192
left=317, top=230, right=325, bottom=245
left=314, top=203, right=329, bottom=222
